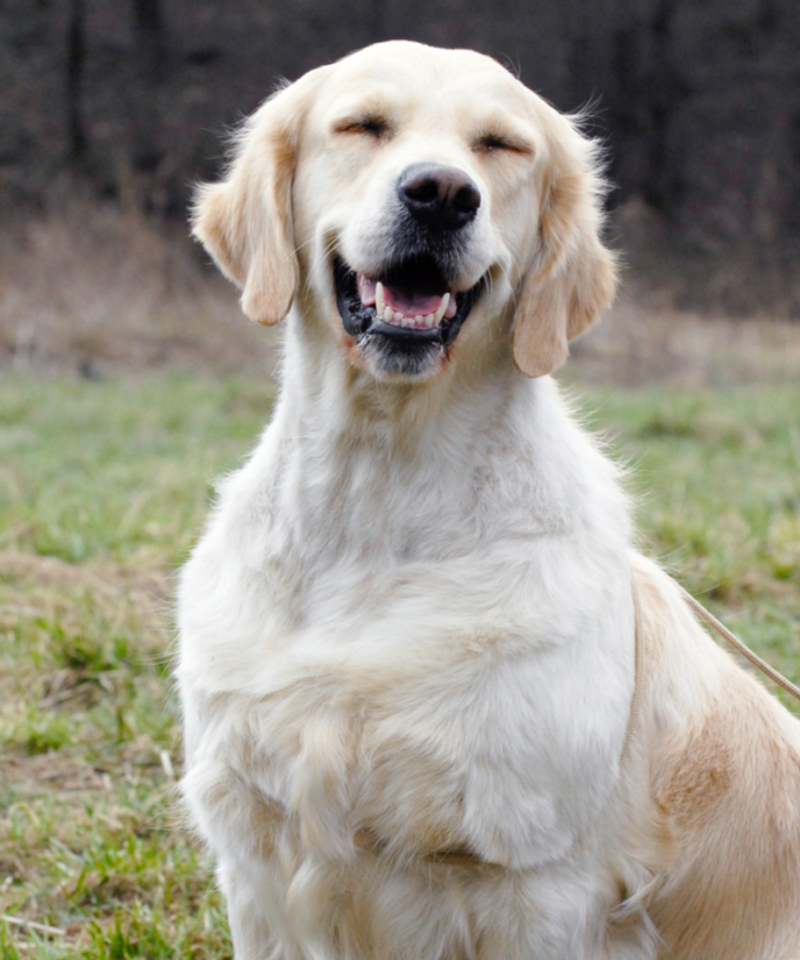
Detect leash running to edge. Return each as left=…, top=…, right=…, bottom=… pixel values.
left=679, top=587, right=800, bottom=702
left=622, top=578, right=800, bottom=764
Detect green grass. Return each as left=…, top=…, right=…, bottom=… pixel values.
left=0, top=374, right=273, bottom=959
left=1, top=372, right=798, bottom=957
left=579, top=385, right=800, bottom=699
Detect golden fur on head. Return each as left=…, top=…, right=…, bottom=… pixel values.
left=192, top=40, right=617, bottom=376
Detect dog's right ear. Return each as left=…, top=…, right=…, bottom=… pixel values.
left=192, top=73, right=321, bottom=326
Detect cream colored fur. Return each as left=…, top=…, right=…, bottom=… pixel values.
left=178, top=41, right=800, bottom=960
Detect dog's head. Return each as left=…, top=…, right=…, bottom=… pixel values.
left=193, top=41, right=617, bottom=381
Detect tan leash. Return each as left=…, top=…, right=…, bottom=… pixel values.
left=678, top=586, right=800, bottom=702
left=620, top=575, right=646, bottom=761
left=621, top=578, right=800, bottom=765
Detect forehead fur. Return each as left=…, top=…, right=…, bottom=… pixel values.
left=309, top=41, right=537, bottom=122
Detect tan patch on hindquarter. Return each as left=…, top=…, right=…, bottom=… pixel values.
left=650, top=664, right=800, bottom=954
left=655, top=712, right=734, bottom=826
left=622, top=558, right=800, bottom=958
left=650, top=706, right=800, bottom=959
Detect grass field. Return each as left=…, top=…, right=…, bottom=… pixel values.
left=1, top=372, right=798, bottom=958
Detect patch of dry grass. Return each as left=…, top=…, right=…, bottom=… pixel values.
left=570, top=293, right=800, bottom=385
left=0, top=374, right=276, bottom=956
left=0, top=199, right=279, bottom=376
left=0, top=552, right=231, bottom=957
left=3, top=197, right=800, bottom=389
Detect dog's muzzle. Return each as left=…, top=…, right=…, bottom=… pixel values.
left=334, top=164, right=485, bottom=377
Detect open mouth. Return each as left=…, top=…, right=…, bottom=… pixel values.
left=334, top=255, right=484, bottom=352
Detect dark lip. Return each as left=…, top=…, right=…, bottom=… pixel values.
left=334, top=256, right=484, bottom=351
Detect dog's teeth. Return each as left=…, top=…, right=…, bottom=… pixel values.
left=378, top=302, right=441, bottom=329
left=435, top=293, right=450, bottom=324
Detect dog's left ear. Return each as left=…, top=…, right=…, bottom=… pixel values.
left=511, top=115, right=618, bottom=378
left=192, top=71, right=322, bottom=326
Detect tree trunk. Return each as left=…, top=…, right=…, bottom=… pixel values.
left=134, top=0, right=163, bottom=84
left=66, top=0, right=86, bottom=160
left=130, top=0, right=164, bottom=187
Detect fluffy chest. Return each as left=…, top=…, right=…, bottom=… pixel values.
left=180, top=607, right=637, bottom=959
left=183, top=581, right=632, bottom=873
left=180, top=415, right=634, bottom=869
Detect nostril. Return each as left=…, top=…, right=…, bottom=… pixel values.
left=453, top=183, right=481, bottom=214
left=403, top=177, right=440, bottom=206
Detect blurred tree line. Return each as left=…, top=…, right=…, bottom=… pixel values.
left=2, top=0, right=799, bottom=301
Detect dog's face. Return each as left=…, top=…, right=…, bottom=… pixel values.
left=194, top=41, right=617, bottom=381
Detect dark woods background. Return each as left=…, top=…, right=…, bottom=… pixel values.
left=3, top=0, right=800, bottom=372
left=7, top=0, right=799, bottom=246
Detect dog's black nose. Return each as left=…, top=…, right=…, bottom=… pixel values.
left=397, top=163, right=481, bottom=230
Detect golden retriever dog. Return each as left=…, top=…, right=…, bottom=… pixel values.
left=177, top=41, right=800, bottom=959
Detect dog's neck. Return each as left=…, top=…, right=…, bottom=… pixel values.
left=244, top=308, right=623, bottom=577
left=208, top=307, right=629, bottom=665
left=279, top=308, right=527, bottom=461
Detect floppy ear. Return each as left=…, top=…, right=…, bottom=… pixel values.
left=192, top=75, right=318, bottom=326
left=511, top=116, right=618, bottom=378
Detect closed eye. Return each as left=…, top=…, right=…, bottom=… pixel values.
left=474, top=132, right=532, bottom=155
left=334, top=115, right=390, bottom=139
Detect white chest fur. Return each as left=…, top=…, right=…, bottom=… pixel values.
left=177, top=364, right=638, bottom=959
